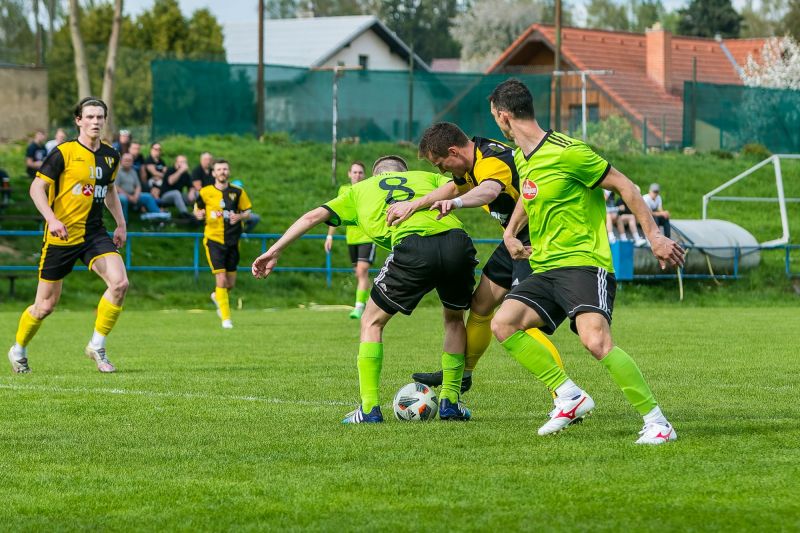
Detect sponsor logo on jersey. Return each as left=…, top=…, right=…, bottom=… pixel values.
left=522, top=179, right=538, bottom=200
left=81, top=183, right=94, bottom=196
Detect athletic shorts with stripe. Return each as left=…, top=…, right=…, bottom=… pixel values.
left=505, top=266, right=616, bottom=335
left=481, top=226, right=532, bottom=291
left=348, top=243, right=376, bottom=266
left=204, top=238, right=240, bottom=273
left=39, top=231, right=119, bottom=282
left=371, top=229, right=478, bottom=316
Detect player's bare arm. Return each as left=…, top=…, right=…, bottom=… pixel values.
left=29, top=177, right=67, bottom=241
left=324, top=226, right=336, bottom=253
left=601, top=167, right=685, bottom=269
left=104, top=185, right=127, bottom=248
left=252, top=206, right=331, bottom=278
left=502, top=197, right=531, bottom=260
left=386, top=181, right=458, bottom=226
left=431, top=180, right=503, bottom=219
left=229, top=209, right=251, bottom=224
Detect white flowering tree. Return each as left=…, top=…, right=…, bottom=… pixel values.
left=742, top=35, right=800, bottom=89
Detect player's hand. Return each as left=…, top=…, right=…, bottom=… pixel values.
left=324, top=236, right=333, bottom=253
left=386, top=201, right=416, bottom=226
left=430, top=200, right=456, bottom=220
left=504, top=235, right=531, bottom=260
left=48, top=218, right=68, bottom=241
left=194, top=209, right=205, bottom=220
left=229, top=212, right=242, bottom=223
left=252, top=249, right=280, bottom=278
left=113, top=226, right=127, bottom=249
left=649, top=234, right=685, bottom=270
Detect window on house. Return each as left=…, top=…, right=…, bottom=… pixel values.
left=568, top=104, right=599, bottom=135
left=358, top=54, right=369, bottom=70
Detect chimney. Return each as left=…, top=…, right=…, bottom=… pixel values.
left=646, top=22, right=672, bottom=92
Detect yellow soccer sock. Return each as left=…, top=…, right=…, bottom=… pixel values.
left=15, top=307, right=43, bottom=347
left=95, top=296, right=123, bottom=336
left=215, top=287, right=231, bottom=321
left=526, top=328, right=564, bottom=399
left=465, top=310, right=494, bottom=372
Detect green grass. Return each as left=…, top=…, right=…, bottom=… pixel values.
left=0, top=305, right=798, bottom=530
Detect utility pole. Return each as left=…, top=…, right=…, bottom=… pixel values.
left=553, top=69, right=613, bottom=141
left=256, top=0, right=265, bottom=138
left=554, top=0, right=562, bottom=131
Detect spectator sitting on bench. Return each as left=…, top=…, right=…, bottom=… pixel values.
left=192, top=152, right=214, bottom=192
left=615, top=185, right=647, bottom=247
left=129, top=142, right=145, bottom=185
left=643, top=182, right=671, bottom=238
left=112, top=129, right=131, bottom=154
left=231, top=179, right=260, bottom=233
left=116, top=153, right=165, bottom=222
left=25, top=130, right=48, bottom=179
left=152, top=154, right=194, bottom=219
left=144, top=142, right=167, bottom=191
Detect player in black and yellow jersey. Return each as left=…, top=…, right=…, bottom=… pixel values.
left=194, top=159, right=252, bottom=329
left=385, top=122, right=565, bottom=398
left=8, top=97, right=128, bottom=374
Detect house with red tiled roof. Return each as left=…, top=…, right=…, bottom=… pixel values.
left=487, top=24, right=766, bottom=149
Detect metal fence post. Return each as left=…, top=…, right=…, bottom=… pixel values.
left=326, top=252, right=332, bottom=288
left=193, top=236, right=200, bottom=281
left=125, top=235, right=132, bottom=269
left=642, top=117, right=648, bottom=154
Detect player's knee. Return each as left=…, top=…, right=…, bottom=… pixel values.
left=490, top=315, right=515, bottom=342
left=582, top=333, right=612, bottom=359
left=34, top=300, right=57, bottom=318
left=110, top=277, right=129, bottom=298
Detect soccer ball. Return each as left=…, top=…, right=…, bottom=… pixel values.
left=393, top=382, right=438, bottom=421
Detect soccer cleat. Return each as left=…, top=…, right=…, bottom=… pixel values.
left=438, top=398, right=471, bottom=421
left=210, top=292, right=221, bottom=318
left=221, top=319, right=233, bottom=329
left=342, top=405, right=384, bottom=424
left=85, top=345, right=116, bottom=373
left=349, top=306, right=364, bottom=319
left=8, top=345, right=30, bottom=374
left=547, top=401, right=586, bottom=426
left=538, top=391, right=594, bottom=436
left=634, top=237, right=648, bottom=247
left=411, top=370, right=472, bottom=393
left=635, top=421, right=678, bottom=445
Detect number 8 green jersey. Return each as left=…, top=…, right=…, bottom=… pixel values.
left=323, top=170, right=464, bottom=250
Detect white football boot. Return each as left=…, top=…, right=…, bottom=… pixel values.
left=636, top=421, right=678, bottom=445
left=221, top=319, right=233, bottom=329
left=538, top=391, right=595, bottom=436
left=85, top=345, right=116, bottom=373
left=210, top=292, right=222, bottom=318
left=8, top=344, right=30, bottom=373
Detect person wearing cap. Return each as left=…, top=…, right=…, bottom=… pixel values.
left=643, top=183, right=671, bottom=238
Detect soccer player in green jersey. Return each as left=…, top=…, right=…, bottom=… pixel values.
left=385, top=122, right=566, bottom=401
left=487, top=79, right=685, bottom=444
left=252, top=156, right=478, bottom=423
left=324, top=161, right=376, bottom=319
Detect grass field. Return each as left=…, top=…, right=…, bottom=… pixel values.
left=1, top=305, right=798, bottom=531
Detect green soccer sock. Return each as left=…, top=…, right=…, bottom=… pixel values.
left=357, top=342, right=383, bottom=412
left=500, top=330, right=569, bottom=391
left=440, top=351, right=465, bottom=403
left=600, top=346, right=658, bottom=415
left=355, top=289, right=369, bottom=306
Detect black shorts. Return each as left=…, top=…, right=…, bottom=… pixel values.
left=39, top=231, right=119, bottom=282
left=348, top=243, right=376, bottom=266
left=482, top=227, right=532, bottom=290
left=204, top=238, right=240, bottom=273
left=505, top=266, right=616, bottom=335
left=371, top=229, right=478, bottom=316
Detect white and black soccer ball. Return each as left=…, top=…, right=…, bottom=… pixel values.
left=393, top=382, right=438, bottom=421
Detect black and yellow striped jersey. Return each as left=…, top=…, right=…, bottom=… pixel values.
left=196, top=184, right=252, bottom=245
left=451, top=137, right=520, bottom=228
left=36, top=140, right=120, bottom=245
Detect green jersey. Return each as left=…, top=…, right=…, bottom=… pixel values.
left=336, top=184, right=371, bottom=245
left=323, top=170, right=463, bottom=250
left=514, top=131, right=614, bottom=273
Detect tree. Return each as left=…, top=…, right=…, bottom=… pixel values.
left=102, top=0, right=124, bottom=134
left=68, top=0, right=91, bottom=98
left=631, top=0, right=665, bottom=32
left=586, top=0, right=630, bottom=31
left=740, top=0, right=785, bottom=37
left=374, top=0, right=462, bottom=63
left=452, top=0, right=567, bottom=71
left=781, top=0, right=800, bottom=40
left=0, top=0, right=36, bottom=64
left=677, top=0, right=743, bottom=38
left=742, top=36, right=800, bottom=89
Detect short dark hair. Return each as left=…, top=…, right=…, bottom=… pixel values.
left=350, top=160, right=366, bottom=172
left=213, top=158, right=229, bottom=168
left=418, top=122, right=469, bottom=159
left=372, top=155, right=408, bottom=174
left=488, top=79, right=535, bottom=120
left=74, top=96, right=108, bottom=119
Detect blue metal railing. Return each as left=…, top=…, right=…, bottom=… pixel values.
left=1, top=231, right=798, bottom=284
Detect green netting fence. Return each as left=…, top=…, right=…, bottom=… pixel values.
left=683, top=81, right=800, bottom=153
left=151, top=60, right=551, bottom=142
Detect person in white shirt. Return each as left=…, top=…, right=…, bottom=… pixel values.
left=45, top=129, right=67, bottom=154
left=643, top=183, right=671, bottom=238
